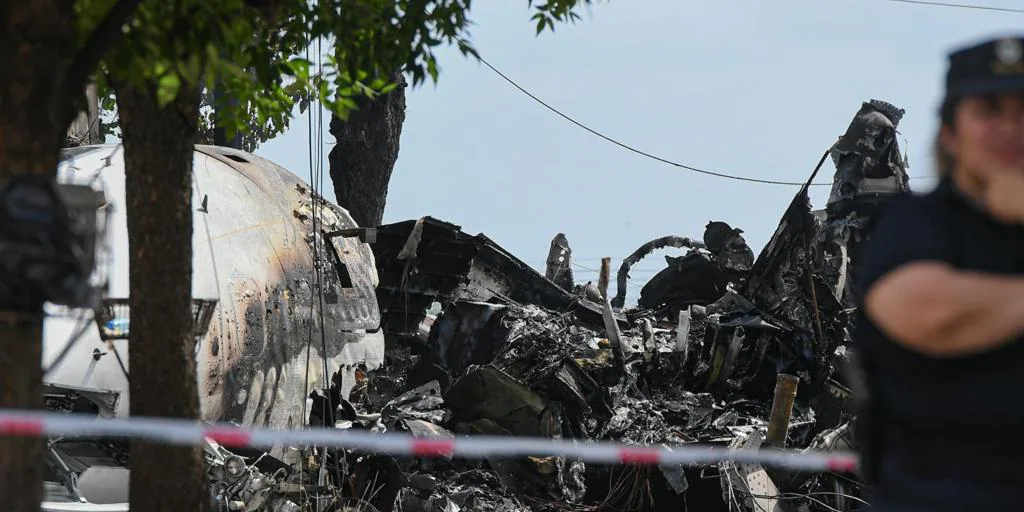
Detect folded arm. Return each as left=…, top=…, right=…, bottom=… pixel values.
left=865, top=261, right=1024, bottom=357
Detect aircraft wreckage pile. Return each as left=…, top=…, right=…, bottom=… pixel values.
left=36, top=99, right=906, bottom=511
left=304, top=99, right=909, bottom=512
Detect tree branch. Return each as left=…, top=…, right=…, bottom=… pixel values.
left=64, top=0, right=143, bottom=100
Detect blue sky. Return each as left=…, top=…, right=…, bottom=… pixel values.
left=257, top=0, right=1023, bottom=296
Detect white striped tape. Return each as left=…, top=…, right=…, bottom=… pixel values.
left=0, top=409, right=858, bottom=473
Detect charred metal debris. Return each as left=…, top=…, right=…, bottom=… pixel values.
left=303, top=99, right=906, bottom=512
left=37, top=99, right=905, bottom=511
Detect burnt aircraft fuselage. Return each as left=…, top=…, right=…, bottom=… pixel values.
left=45, top=144, right=385, bottom=434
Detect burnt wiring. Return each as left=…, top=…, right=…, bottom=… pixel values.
left=703, top=465, right=868, bottom=512
left=720, top=476, right=868, bottom=512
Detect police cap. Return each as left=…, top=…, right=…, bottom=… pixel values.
left=945, top=35, right=1024, bottom=97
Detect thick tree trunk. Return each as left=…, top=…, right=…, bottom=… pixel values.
left=114, top=78, right=209, bottom=512
left=328, top=71, right=407, bottom=228
left=0, top=2, right=77, bottom=510
left=0, top=318, right=44, bottom=510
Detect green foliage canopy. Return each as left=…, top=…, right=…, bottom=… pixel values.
left=82, top=0, right=604, bottom=149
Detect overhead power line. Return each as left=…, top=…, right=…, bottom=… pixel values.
left=881, top=0, right=1024, bottom=14
left=463, top=2, right=1014, bottom=187
left=475, top=55, right=829, bottom=187
left=476, top=54, right=931, bottom=187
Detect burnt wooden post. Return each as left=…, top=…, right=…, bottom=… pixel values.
left=766, top=373, right=800, bottom=447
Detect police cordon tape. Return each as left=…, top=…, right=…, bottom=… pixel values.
left=0, top=408, right=859, bottom=473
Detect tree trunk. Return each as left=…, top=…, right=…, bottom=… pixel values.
left=0, top=318, right=44, bottom=511
left=114, top=78, right=209, bottom=512
left=0, top=2, right=77, bottom=510
left=328, top=71, right=407, bottom=228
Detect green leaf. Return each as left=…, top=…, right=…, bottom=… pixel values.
left=88, top=0, right=607, bottom=153
left=156, top=72, right=181, bottom=107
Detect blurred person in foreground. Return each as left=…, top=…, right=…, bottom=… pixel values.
left=854, top=34, right=1024, bottom=511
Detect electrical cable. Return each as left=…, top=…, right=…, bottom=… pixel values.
left=300, top=32, right=316, bottom=502
left=474, top=53, right=831, bottom=187
left=572, top=262, right=644, bottom=289
left=315, top=33, right=332, bottom=423
left=472, top=48, right=930, bottom=188
left=302, top=37, right=315, bottom=432
left=880, top=0, right=1024, bottom=13
left=297, top=29, right=336, bottom=500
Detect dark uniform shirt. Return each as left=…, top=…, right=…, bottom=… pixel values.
left=854, top=176, right=1024, bottom=511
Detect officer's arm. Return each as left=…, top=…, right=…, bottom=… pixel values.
left=865, top=262, right=1024, bottom=357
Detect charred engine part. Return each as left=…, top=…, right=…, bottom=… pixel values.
left=610, top=235, right=704, bottom=310
left=544, top=233, right=574, bottom=291
left=629, top=222, right=753, bottom=319
left=205, top=437, right=308, bottom=512
left=703, top=221, right=755, bottom=282
left=639, top=251, right=728, bottom=316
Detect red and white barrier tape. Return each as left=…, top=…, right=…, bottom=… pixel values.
left=0, top=409, right=858, bottom=473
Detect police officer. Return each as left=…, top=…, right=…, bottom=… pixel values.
left=854, top=35, right=1024, bottom=510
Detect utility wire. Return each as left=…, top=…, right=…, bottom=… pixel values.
left=881, top=0, right=1024, bottom=13
left=465, top=3, right=1014, bottom=187
left=475, top=54, right=831, bottom=187
left=476, top=54, right=932, bottom=187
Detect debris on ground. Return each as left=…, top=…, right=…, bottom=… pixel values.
left=323, top=99, right=907, bottom=511
left=40, top=99, right=905, bottom=511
